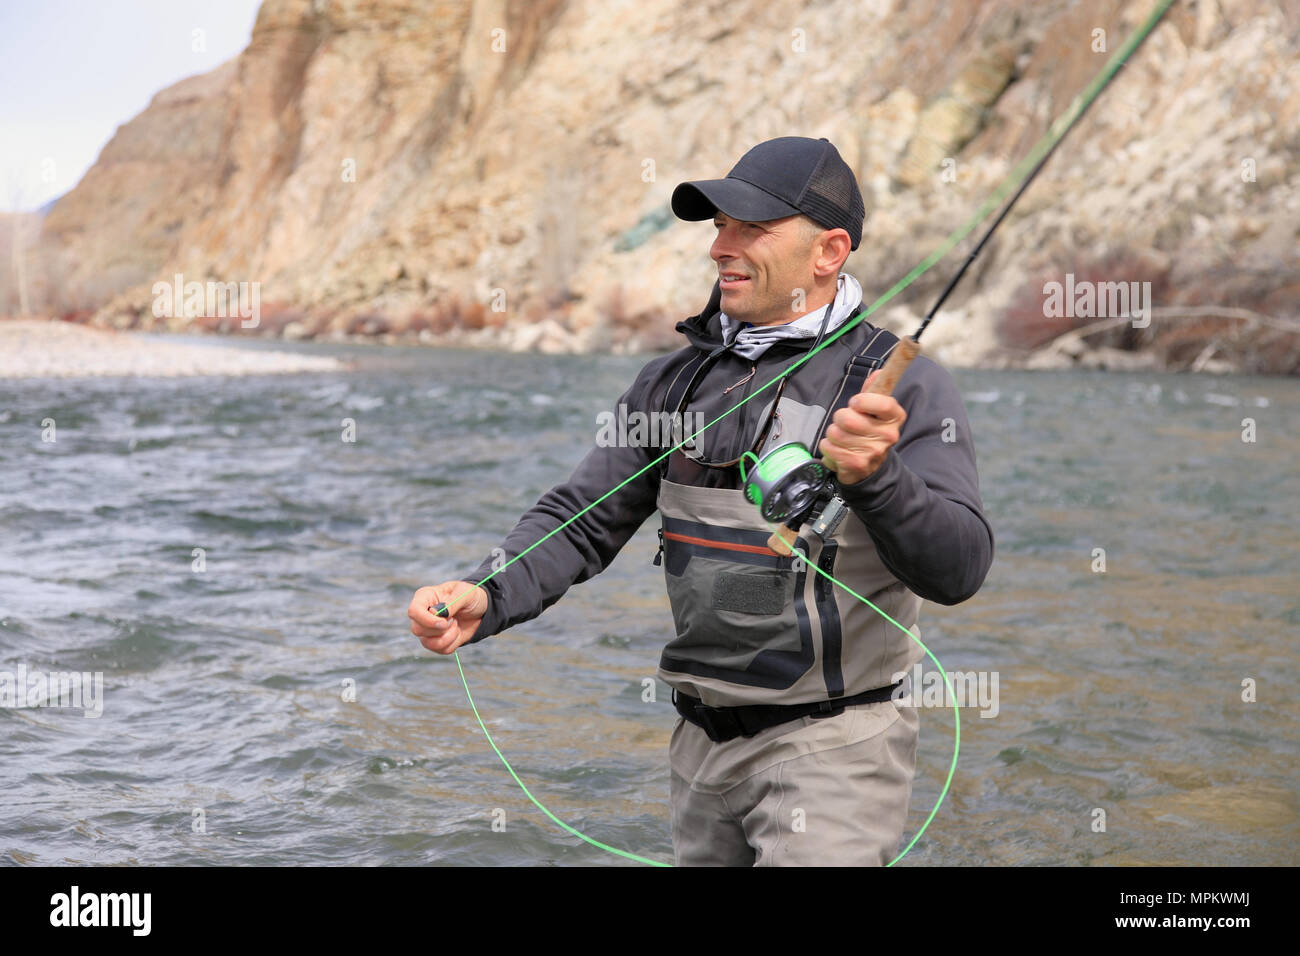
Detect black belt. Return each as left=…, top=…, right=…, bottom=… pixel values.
left=672, top=682, right=902, bottom=743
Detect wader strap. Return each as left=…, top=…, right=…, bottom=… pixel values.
left=672, top=682, right=903, bottom=743
left=812, top=325, right=901, bottom=449
left=663, top=351, right=710, bottom=419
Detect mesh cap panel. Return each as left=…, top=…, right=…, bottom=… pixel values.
left=799, top=146, right=866, bottom=249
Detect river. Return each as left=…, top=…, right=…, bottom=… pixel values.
left=1, top=336, right=1296, bottom=865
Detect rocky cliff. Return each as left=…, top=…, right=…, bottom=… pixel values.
left=16, top=0, right=1300, bottom=372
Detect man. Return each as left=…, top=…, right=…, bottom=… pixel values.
left=409, top=136, right=994, bottom=866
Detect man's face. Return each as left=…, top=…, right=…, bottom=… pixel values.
left=710, top=211, right=819, bottom=327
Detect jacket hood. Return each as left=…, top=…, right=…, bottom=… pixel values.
left=675, top=279, right=726, bottom=351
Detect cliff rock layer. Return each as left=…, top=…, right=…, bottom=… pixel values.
left=20, top=0, right=1300, bottom=371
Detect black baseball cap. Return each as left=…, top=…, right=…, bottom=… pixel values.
left=671, top=136, right=866, bottom=249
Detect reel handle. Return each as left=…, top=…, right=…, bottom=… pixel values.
left=767, top=337, right=921, bottom=556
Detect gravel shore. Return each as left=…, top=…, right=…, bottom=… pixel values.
left=0, top=319, right=347, bottom=378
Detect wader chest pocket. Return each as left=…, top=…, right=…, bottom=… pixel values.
left=659, top=528, right=805, bottom=676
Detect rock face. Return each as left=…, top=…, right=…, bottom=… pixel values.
left=15, top=0, right=1300, bottom=372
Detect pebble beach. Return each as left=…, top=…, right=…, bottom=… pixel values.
left=0, top=319, right=347, bottom=378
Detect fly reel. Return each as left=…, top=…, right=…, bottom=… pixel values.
left=741, top=442, right=832, bottom=525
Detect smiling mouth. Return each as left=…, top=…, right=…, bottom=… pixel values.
left=719, top=273, right=750, bottom=287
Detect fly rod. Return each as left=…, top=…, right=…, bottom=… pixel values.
left=764, top=21, right=1159, bottom=555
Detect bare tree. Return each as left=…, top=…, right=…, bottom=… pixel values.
left=2, top=166, right=35, bottom=316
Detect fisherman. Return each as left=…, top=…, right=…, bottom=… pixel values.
left=409, top=136, right=994, bottom=866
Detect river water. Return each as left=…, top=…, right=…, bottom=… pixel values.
left=2, top=336, right=1296, bottom=866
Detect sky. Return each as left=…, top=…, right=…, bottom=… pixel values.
left=0, top=0, right=263, bottom=212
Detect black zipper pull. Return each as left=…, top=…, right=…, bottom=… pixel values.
left=652, top=527, right=664, bottom=566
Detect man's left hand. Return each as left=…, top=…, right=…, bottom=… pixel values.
left=818, top=369, right=906, bottom=486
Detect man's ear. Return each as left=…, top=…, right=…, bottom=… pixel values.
left=817, top=230, right=852, bottom=276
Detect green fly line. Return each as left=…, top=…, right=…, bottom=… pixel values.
left=442, top=0, right=1176, bottom=866
left=779, top=536, right=961, bottom=867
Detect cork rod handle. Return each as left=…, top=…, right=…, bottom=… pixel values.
left=864, top=336, right=921, bottom=396
left=767, top=337, right=921, bottom=556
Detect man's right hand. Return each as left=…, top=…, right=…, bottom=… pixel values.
left=408, top=581, right=490, bottom=655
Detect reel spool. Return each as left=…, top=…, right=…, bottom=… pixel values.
left=741, top=442, right=832, bottom=525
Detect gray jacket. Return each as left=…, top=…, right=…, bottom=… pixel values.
left=462, top=282, right=994, bottom=704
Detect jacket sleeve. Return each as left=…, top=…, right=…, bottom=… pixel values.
left=835, top=355, right=994, bottom=605
left=458, top=357, right=675, bottom=642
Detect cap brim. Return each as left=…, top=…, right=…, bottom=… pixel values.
left=671, top=178, right=802, bottom=223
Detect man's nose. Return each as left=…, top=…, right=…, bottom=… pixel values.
left=710, top=228, right=736, bottom=263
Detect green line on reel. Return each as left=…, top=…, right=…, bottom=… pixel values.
left=741, top=441, right=832, bottom=524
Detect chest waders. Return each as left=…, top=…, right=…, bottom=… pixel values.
left=652, top=315, right=921, bottom=734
